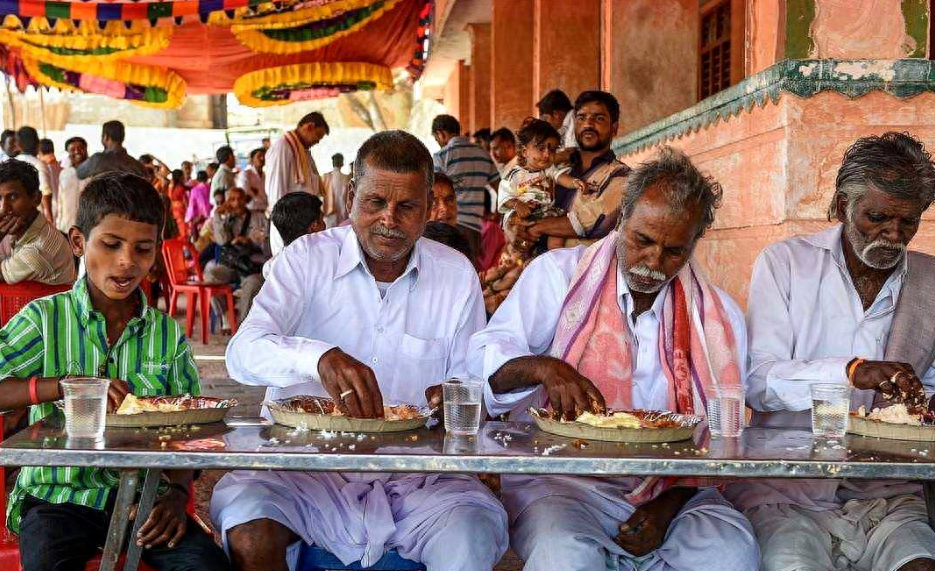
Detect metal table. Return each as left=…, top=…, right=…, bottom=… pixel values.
left=3, top=419, right=935, bottom=570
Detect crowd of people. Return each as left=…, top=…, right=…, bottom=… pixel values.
left=0, top=85, right=934, bottom=571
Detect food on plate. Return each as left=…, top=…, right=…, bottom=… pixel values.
left=115, top=394, right=235, bottom=415
left=272, top=395, right=426, bottom=421
left=856, top=403, right=927, bottom=426
left=576, top=411, right=641, bottom=429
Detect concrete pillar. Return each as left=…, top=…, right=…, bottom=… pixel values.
left=491, top=0, right=534, bottom=131
left=533, top=0, right=601, bottom=106
left=467, top=23, right=492, bottom=131
left=442, top=61, right=472, bottom=131
left=601, top=0, right=698, bottom=134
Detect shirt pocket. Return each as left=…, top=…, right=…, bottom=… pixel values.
left=126, top=362, right=172, bottom=396
left=395, top=334, right=448, bottom=404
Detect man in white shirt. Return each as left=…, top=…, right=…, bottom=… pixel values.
left=212, top=130, right=508, bottom=571
left=265, top=112, right=329, bottom=255
left=237, top=147, right=268, bottom=214
left=724, top=132, right=935, bottom=571
left=322, top=153, right=350, bottom=227
left=211, top=145, right=237, bottom=206
left=14, top=127, right=53, bottom=223
left=56, top=137, right=89, bottom=233
left=38, top=138, right=62, bottom=206
left=489, top=128, right=517, bottom=176
left=0, top=130, right=17, bottom=163
left=470, top=148, right=758, bottom=571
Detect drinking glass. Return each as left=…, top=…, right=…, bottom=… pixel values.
left=706, top=385, right=745, bottom=437
left=810, top=383, right=851, bottom=438
left=442, top=378, right=483, bottom=436
left=60, top=377, right=110, bottom=440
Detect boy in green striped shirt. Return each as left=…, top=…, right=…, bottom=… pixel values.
left=0, top=172, right=231, bottom=571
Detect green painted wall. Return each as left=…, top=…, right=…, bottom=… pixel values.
left=785, top=0, right=816, bottom=60
left=902, top=0, right=929, bottom=58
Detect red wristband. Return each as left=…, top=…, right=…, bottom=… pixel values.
left=28, top=376, right=40, bottom=405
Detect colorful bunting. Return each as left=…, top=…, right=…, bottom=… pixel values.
left=233, top=61, right=393, bottom=107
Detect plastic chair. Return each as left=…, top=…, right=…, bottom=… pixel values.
left=0, top=281, right=73, bottom=327
left=162, top=238, right=238, bottom=344
left=297, top=545, right=427, bottom=571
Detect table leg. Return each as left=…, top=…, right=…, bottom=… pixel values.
left=924, top=481, right=935, bottom=531
left=100, top=469, right=139, bottom=571
left=124, top=468, right=163, bottom=571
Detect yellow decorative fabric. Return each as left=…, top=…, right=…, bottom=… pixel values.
left=233, top=61, right=393, bottom=107
left=23, top=57, right=187, bottom=109
left=220, top=0, right=395, bottom=29
left=0, top=18, right=172, bottom=63
left=230, top=0, right=403, bottom=54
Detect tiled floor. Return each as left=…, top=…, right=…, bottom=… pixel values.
left=184, top=319, right=525, bottom=570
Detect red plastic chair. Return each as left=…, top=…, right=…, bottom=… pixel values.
left=162, top=238, right=238, bottom=344
left=0, top=281, right=73, bottom=327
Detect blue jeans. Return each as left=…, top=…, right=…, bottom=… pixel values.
left=19, top=494, right=232, bottom=571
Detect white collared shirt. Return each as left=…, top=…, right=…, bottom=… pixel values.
left=468, top=246, right=747, bottom=417
left=745, top=225, right=935, bottom=424
left=225, top=225, right=486, bottom=408
left=724, top=225, right=935, bottom=512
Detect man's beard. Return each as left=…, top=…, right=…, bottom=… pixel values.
left=616, top=240, right=672, bottom=294
left=576, top=129, right=609, bottom=152
left=843, top=219, right=907, bottom=270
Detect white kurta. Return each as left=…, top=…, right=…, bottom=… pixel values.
left=56, top=166, right=87, bottom=233
left=264, top=135, right=322, bottom=255
left=237, top=165, right=268, bottom=213
left=468, top=248, right=758, bottom=571
left=722, top=226, right=935, bottom=571
left=212, top=226, right=508, bottom=571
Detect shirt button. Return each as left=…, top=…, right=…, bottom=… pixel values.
left=377, top=327, right=385, bottom=334
left=372, top=357, right=379, bottom=364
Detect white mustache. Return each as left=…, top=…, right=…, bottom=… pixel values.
left=372, top=225, right=406, bottom=239
left=862, top=239, right=906, bottom=258
left=629, top=265, right=666, bottom=282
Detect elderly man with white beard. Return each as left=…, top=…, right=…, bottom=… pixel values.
left=724, top=132, right=935, bottom=571
left=469, top=147, right=759, bottom=571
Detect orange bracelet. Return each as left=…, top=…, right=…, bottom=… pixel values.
left=847, top=358, right=865, bottom=383
left=28, top=376, right=40, bottom=405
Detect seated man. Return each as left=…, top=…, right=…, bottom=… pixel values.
left=0, top=172, right=230, bottom=571
left=724, top=132, right=935, bottom=571
left=0, top=159, right=76, bottom=285
left=205, top=186, right=269, bottom=328
left=470, top=147, right=758, bottom=571
left=211, top=130, right=509, bottom=571
left=263, top=192, right=325, bottom=278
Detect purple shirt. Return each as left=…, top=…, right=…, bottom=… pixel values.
left=185, top=183, right=212, bottom=222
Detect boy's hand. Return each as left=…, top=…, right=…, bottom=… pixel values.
left=133, top=487, right=188, bottom=549
left=571, top=178, right=591, bottom=195
left=0, top=213, right=25, bottom=239
left=106, top=379, right=130, bottom=413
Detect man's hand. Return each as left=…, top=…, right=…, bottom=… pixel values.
left=132, top=487, right=188, bottom=549
left=0, top=213, right=25, bottom=240
left=231, top=236, right=251, bottom=247
left=532, top=357, right=604, bottom=420
left=106, top=379, right=130, bottom=413
left=425, top=384, right=443, bottom=424
left=318, top=348, right=385, bottom=418
left=851, top=360, right=925, bottom=409
left=615, top=488, right=695, bottom=557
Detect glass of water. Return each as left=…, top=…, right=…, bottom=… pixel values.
left=60, top=377, right=110, bottom=440
left=442, top=378, right=483, bottom=436
left=811, top=383, right=851, bottom=438
left=706, top=385, right=745, bottom=438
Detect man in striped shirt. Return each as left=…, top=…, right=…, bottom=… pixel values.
left=432, top=114, right=500, bottom=261
left=0, top=172, right=230, bottom=571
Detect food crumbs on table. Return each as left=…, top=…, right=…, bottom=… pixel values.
left=571, top=439, right=588, bottom=449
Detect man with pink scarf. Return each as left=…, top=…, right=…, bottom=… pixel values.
left=470, top=147, right=758, bottom=571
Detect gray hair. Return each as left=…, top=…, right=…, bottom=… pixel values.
left=619, top=146, right=723, bottom=239
left=353, top=130, right=434, bottom=194
left=829, top=131, right=935, bottom=221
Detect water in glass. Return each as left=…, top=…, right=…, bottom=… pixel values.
left=706, top=386, right=744, bottom=437
left=443, top=378, right=483, bottom=436
left=60, top=378, right=109, bottom=440
left=810, top=384, right=850, bottom=438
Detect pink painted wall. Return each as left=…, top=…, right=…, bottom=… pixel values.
left=618, top=90, right=935, bottom=307
left=602, top=0, right=699, bottom=134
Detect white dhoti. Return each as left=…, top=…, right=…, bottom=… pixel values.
left=210, top=470, right=509, bottom=571
left=746, top=495, right=935, bottom=571
left=505, top=476, right=758, bottom=571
